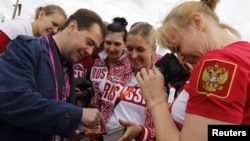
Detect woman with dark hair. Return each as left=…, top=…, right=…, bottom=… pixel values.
left=88, top=17, right=133, bottom=138
left=90, top=16, right=132, bottom=116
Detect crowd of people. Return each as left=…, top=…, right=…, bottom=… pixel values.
left=0, top=0, right=249, bottom=141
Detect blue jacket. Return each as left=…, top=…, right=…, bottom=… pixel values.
left=0, top=34, right=82, bottom=141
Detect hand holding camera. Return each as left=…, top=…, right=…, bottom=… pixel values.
left=155, top=53, right=190, bottom=85
left=155, top=53, right=190, bottom=97
left=75, top=77, right=94, bottom=107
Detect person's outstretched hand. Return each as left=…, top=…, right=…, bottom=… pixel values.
left=117, top=119, right=141, bottom=141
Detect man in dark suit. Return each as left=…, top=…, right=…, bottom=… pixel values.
left=0, top=8, right=107, bottom=141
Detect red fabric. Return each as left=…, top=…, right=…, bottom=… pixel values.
left=0, top=30, right=11, bottom=53
left=136, top=125, right=154, bottom=141
left=185, top=41, right=250, bottom=124
left=73, top=55, right=94, bottom=79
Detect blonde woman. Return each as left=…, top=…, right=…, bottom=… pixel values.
left=0, top=4, right=67, bottom=53
left=137, top=0, right=250, bottom=141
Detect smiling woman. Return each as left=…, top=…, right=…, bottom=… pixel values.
left=0, top=4, right=67, bottom=53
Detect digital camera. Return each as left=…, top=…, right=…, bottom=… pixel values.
left=155, top=53, right=190, bottom=87
left=74, top=77, right=94, bottom=107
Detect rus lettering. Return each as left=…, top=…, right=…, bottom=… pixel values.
left=103, top=83, right=121, bottom=102
left=92, top=68, right=106, bottom=79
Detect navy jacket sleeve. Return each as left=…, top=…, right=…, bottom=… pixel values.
left=0, top=35, right=82, bottom=137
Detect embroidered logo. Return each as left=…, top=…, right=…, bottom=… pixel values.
left=197, top=59, right=237, bottom=98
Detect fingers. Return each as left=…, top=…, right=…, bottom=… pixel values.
left=118, top=119, right=128, bottom=126
left=75, top=89, right=90, bottom=99
left=74, top=129, right=80, bottom=135
left=118, top=119, right=141, bottom=141
left=81, top=108, right=105, bottom=130
left=136, top=68, right=149, bottom=85
left=136, top=67, right=161, bottom=78
left=99, top=112, right=106, bottom=131
left=117, top=119, right=130, bottom=141
left=75, top=87, right=81, bottom=92
left=136, top=67, right=162, bottom=86
left=153, top=65, right=162, bottom=73
left=184, top=62, right=193, bottom=72
left=84, top=125, right=101, bottom=134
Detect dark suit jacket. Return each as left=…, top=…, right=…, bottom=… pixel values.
left=0, top=34, right=82, bottom=141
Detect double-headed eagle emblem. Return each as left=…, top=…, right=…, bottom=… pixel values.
left=202, top=63, right=228, bottom=92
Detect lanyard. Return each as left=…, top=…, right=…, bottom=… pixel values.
left=45, top=35, right=60, bottom=100
left=45, top=35, right=70, bottom=101
left=62, top=68, right=70, bottom=101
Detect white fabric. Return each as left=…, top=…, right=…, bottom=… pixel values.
left=168, top=87, right=176, bottom=104
left=107, top=75, right=146, bottom=129
left=171, top=89, right=189, bottom=125
left=0, top=16, right=33, bottom=39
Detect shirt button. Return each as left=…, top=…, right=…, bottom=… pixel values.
left=64, top=112, right=71, bottom=118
